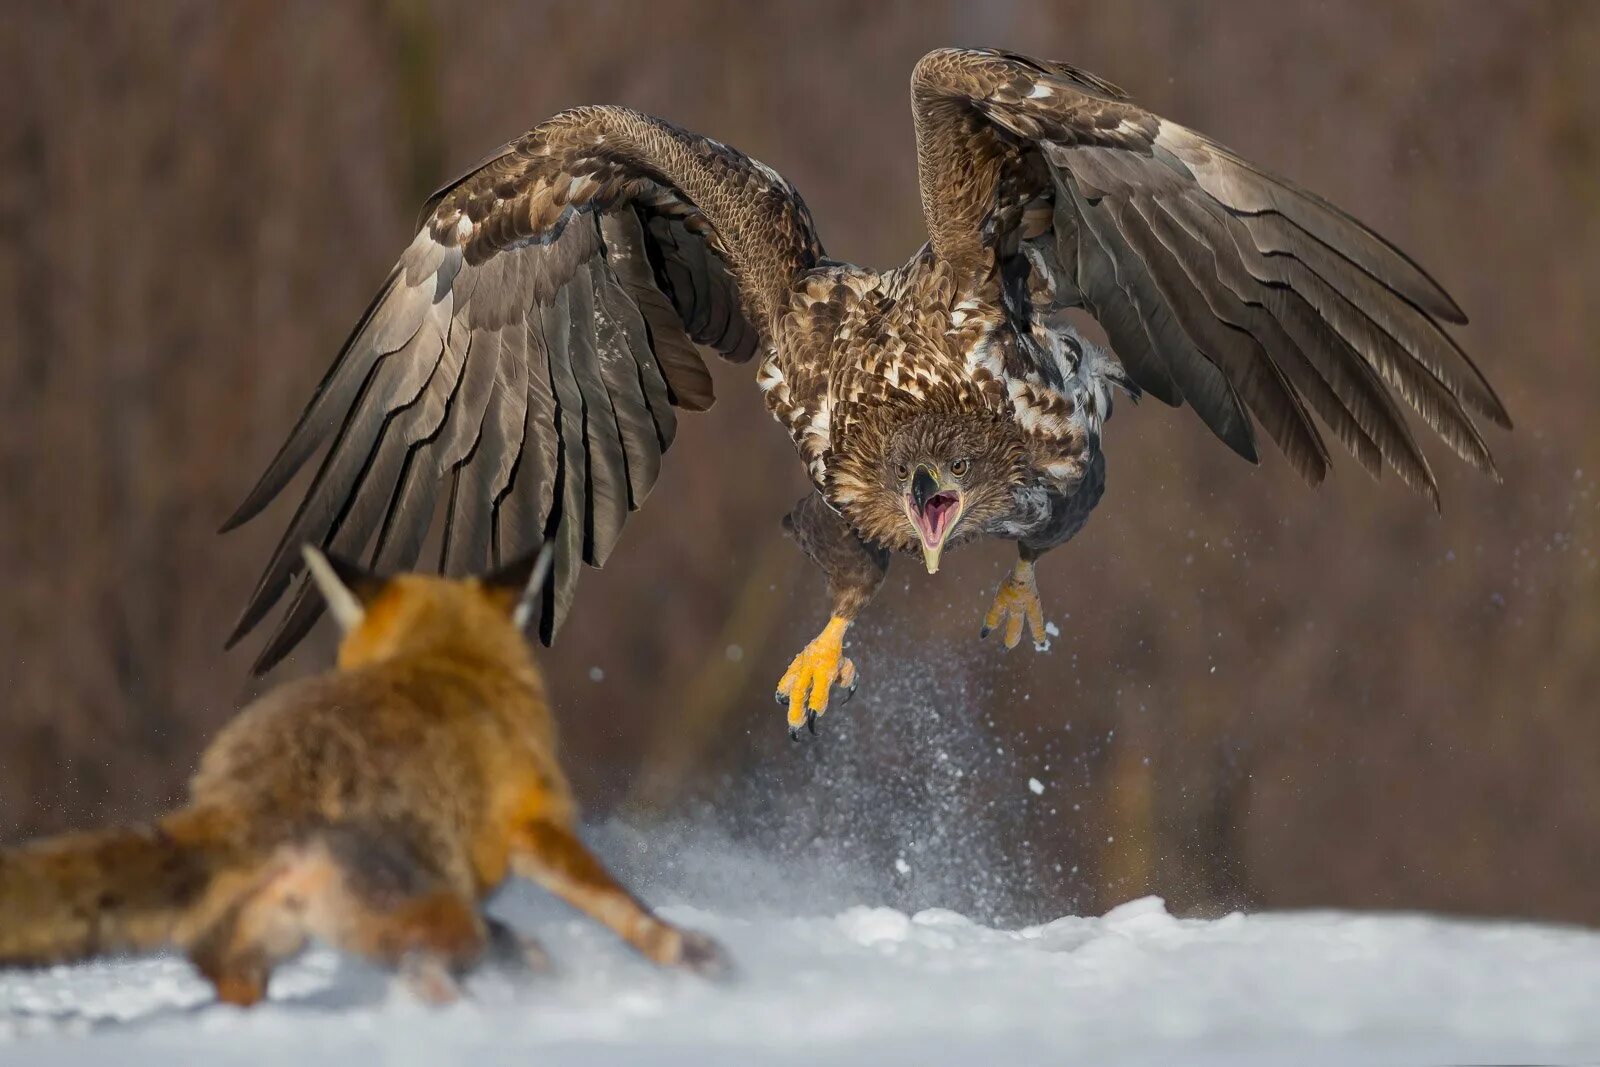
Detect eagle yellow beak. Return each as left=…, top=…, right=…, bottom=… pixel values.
left=906, top=465, right=963, bottom=574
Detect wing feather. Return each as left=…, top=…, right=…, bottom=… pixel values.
left=437, top=329, right=502, bottom=575
left=565, top=260, right=631, bottom=568
left=909, top=47, right=1506, bottom=504
left=1137, top=194, right=1386, bottom=479
left=1154, top=190, right=1441, bottom=490
left=1109, top=194, right=1330, bottom=482
left=605, top=211, right=707, bottom=421
left=1064, top=175, right=1259, bottom=460
left=589, top=256, right=664, bottom=507
left=228, top=107, right=820, bottom=666
left=538, top=283, right=589, bottom=641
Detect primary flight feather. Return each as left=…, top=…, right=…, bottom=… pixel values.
left=226, top=48, right=1508, bottom=738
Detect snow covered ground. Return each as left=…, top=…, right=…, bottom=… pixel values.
left=2, top=820, right=1599, bottom=1067
left=4, top=645, right=1597, bottom=1065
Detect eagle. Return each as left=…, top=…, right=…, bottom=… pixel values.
left=225, top=48, right=1508, bottom=739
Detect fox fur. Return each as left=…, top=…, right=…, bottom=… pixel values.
left=0, top=546, right=723, bottom=1005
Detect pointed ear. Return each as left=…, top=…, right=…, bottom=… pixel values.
left=482, top=543, right=555, bottom=632
left=300, top=545, right=384, bottom=633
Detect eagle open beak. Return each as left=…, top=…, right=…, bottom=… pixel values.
left=906, top=465, right=962, bottom=574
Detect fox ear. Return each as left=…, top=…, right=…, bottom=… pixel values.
left=300, top=545, right=383, bottom=633
left=482, top=543, right=555, bottom=632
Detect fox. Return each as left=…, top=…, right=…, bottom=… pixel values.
left=0, top=544, right=724, bottom=1006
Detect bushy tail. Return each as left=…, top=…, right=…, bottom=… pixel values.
left=0, top=806, right=237, bottom=966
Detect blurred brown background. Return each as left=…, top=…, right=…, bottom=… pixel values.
left=1, top=0, right=1596, bottom=925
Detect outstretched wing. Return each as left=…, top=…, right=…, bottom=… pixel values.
left=226, top=106, right=823, bottom=670
left=910, top=48, right=1509, bottom=503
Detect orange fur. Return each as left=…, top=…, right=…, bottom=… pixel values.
left=0, top=560, right=724, bottom=1004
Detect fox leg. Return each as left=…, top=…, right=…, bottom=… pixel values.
left=485, top=916, right=552, bottom=973
left=184, top=865, right=310, bottom=1008
left=778, top=492, right=889, bottom=739
left=350, top=889, right=489, bottom=1003
left=189, top=935, right=280, bottom=1007
left=189, top=832, right=488, bottom=1006
left=510, top=819, right=726, bottom=975
left=188, top=919, right=286, bottom=1008
left=308, top=829, right=488, bottom=1003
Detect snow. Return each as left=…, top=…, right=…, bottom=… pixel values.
left=3, top=823, right=1599, bottom=1066
left=1027, top=777, right=1045, bottom=795
left=4, top=641, right=1597, bottom=1064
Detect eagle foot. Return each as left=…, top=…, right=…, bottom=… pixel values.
left=981, top=560, right=1049, bottom=651
left=776, top=616, right=856, bottom=739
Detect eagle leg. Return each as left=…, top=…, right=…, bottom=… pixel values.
left=981, top=556, right=1051, bottom=652
left=982, top=452, right=1104, bottom=652
left=778, top=493, right=889, bottom=739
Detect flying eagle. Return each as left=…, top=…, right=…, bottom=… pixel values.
left=225, top=48, right=1508, bottom=739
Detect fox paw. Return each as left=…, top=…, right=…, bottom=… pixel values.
left=981, top=561, right=1049, bottom=651
left=775, top=616, right=857, bottom=740
left=398, top=952, right=464, bottom=1006
left=674, top=929, right=732, bottom=978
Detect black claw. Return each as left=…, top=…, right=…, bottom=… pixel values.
left=806, top=710, right=818, bottom=734
left=774, top=690, right=788, bottom=706
left=841, top=681, right=858, bottom=705
left=979, top=624, right=991, bottom=640
left=788, top=725, right=802, bottom=742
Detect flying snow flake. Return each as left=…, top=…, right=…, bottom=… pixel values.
left=894, top=857, right=911, bottom=875
left=1028, top=777, right=1045, bottom=795
left=588, top=667, right=605, bottom=682
left=1044, top=621, right=1060, bottom=637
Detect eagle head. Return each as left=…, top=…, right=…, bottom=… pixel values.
left=828, top=409, right=1029, bottom=572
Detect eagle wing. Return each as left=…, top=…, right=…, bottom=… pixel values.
left=909, top=48, right=1509, bottom=504
left=226, top=106, right=822, bottom=670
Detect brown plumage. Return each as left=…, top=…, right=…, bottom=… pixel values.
left=0, top=548, right=723, bottom=1003
left=226, top=48, right=1508, bottom=737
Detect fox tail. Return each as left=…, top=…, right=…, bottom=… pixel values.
left=0, top=806, right=238, bottom=966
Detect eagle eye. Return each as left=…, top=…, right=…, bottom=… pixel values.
left=895, top=463, right=910, bottom=481
left=950, top=458, right=970, bottom=478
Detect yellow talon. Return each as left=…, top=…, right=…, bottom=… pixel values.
left=982, top=560, right=1049, bottom=651
left=776, top=616, right=855, bottom=734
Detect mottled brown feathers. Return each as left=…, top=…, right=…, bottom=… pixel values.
left=228, top=48, right=1505, bottom=667
left=910, top=47, right=1507, bottom=510
left=825, top=408, right=1035, bottom=553
left=225, top=107, right=823, bottom=669
left=782, top=493, right=889, bottom=620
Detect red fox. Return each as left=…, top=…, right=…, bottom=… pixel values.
left=0, top=545, right=723, bottom=1005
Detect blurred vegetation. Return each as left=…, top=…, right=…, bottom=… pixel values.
left=1, top=0, right=1596, bottom=924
